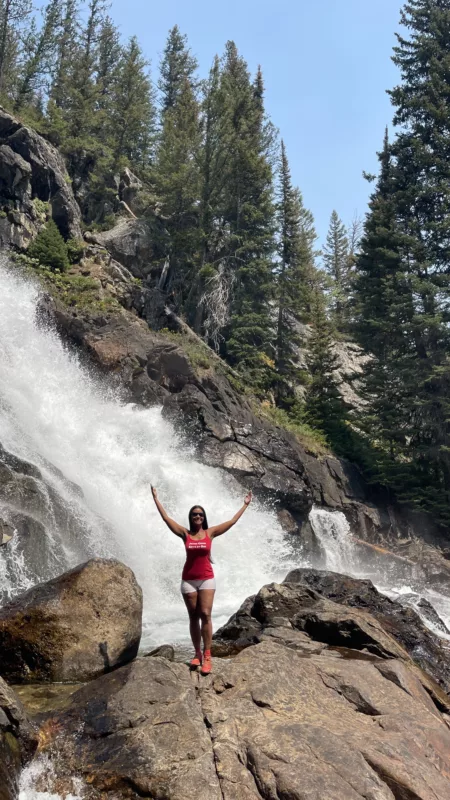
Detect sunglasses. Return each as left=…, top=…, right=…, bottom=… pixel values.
left=192, top=512, right=204, bottom=518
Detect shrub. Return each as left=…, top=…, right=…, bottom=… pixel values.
left=66, top=238, right=84, bottom=264
left=28, top=219, right=69, bottom=272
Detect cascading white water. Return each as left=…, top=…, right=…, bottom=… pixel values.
left=309, top=505, right=450, bottom=633
left=18, top=756, right=85, bottom=800
left=0, top=261, right=296, bottom=646
left=308, top=506, right=354, bottom=573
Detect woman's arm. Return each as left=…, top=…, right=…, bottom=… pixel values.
left=209, top=492, right=252, bottom=538
left=151, top=487, right=187, bottom=538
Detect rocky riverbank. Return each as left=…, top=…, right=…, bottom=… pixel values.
left=1, top=558, right=450, bottom=799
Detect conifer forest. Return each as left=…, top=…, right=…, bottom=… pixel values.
left=2, top=0, right=450, bottom=527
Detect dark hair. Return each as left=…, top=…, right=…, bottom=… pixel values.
left=189, top=505, right=208, bottom=532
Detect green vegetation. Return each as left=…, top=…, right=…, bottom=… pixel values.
left=260, top=405, right=329, bottom=456
left=27, top=219, right=69, bottom=272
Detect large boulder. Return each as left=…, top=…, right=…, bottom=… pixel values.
left=0, top=107, right=82, bottom=246
left=0, top=677, right=38, bottom=800
left=215, top=581, right=409, bottom=661
left=284, top=568, right=450, bottom=693
left=0, top=559, right=142, bottom=683
left=200, top=641, right=450, bottom=800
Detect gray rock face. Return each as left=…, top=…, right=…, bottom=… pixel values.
left=85, top=215, right=166, bottom=278
left=0, top=559, right=143, bottom=683
left=0, top=677, right=37, bottom=800
left=0, top=107, right=81, bottom=248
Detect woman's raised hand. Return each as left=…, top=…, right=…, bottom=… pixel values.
left=151, top=486, right=157, bottom=499
left=244, top=490, right=252, bottom=506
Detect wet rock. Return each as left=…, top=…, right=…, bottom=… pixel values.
left=0, top=559, right=142, bottom=683
left=0, top=676, right=38, bottom=800
left=417, top=597, right=450, bottom=635
left=50, top=658, right=221, bottom=799
left=284, top=568, right=450, bottom=692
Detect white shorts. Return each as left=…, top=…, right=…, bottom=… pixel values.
left=181, top=578, right=216, bottom=594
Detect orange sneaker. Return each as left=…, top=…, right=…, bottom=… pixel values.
left=190, top=652, right=202, bottom=669
left=201, top=651, right=212, bottom=675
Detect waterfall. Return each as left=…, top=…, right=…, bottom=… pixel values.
left=308, top=506, right=355, bottom=573
left=0, top=262, right=296, bottom=647
left=309, top=505, right=450, bottom=634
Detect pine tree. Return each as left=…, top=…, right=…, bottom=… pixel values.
left=323, top=209, right=349, bottom=329
left=28, top=218, right=69, bottom=272
left=50, top=0, right=79, bottom=110
left=305, top=288, right=346, bottom=440
left=95, top=16, right=121, bottom=121
left=371, top=0, right=450, bottom=522
left=67, top=0, right=107, bottom=140
left=219, top=43, right=276, bottom=384
left=110, top=36, right=156, bottom=167
left=275, top=140, right=318, bottom=402
left=0, top=0, right=32, bottom=96
left=187, top=55, right=232, bottom=339
left=353, top=130, right=415, bottom=464
left=155, top=73, right=201, bottom=305
left=15, top=0, right=61, bottom=110
left=158, top=25, right=198, bottom=112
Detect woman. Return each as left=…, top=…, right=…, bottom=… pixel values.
left=151, top=486, right=252, bottom=675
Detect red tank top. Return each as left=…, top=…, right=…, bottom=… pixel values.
left=182, top=532, right=214, bottom=581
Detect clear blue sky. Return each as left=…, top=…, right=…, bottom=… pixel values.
left=107, top=0, right=403, bottom=246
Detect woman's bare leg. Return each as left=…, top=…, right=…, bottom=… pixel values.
left=183, top=591, right=201, bottom=652
left=198, top=589, right=215, bottom=652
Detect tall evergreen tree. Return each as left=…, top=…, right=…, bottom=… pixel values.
left=95, top=16, right=121, bottom=116
left=158, top=25, right=198, bottom=112
left=189, top=55, right=232, bottom=340
left=0, top=0, right=32, bottom=95
left=323, top=209, right=349, bottom=329
left=305, top=288, right=346, bottom=440
left=68, top=0, right=107, bottom=139
left=219, top=43, right=276, bottom=384
left=15, top=0, right=61, bottom=110
left=359, top=0, right=450, bottom=523
left=353, top=129, right=415, bottom=467
left=50, top=0, right=79, bottom=110
left=155, top=73, right=201, bottom=304
left=110, top=36, right=156, bottom=167
left=275, top=140, right=318, bottom=401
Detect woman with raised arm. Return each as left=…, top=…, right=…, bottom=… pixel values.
left=151, top=486, right=252, bottom=675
